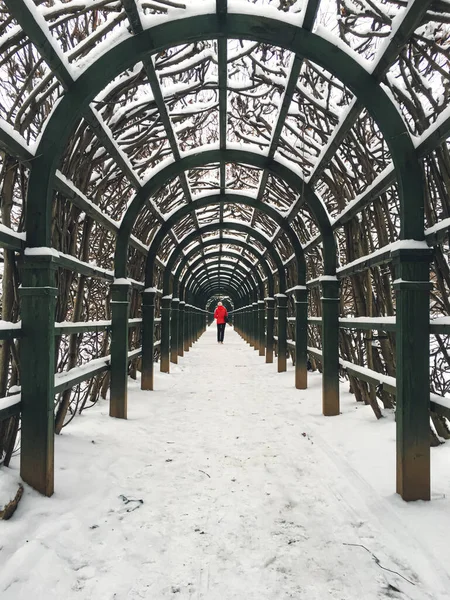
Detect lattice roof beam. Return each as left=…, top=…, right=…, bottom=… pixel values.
left=5, top=0, right=175, bottom=255
left=191, top=269, right=253, bottom=297
left=122, top=0, right=201, bottom=246
left=0, top=125, right=33, bottom=166
left=0, top=120, right=167, bottom=265
left=268, top=0, right=434, bottom=257
left=289, top=1, right=433, bottom=212
left=217, top=0, right=228, bottom=266
left=247, top=0, right=320, bottom=265
left=255, top=0, right=320, bottom=200
left=305, top=111, right=450, bottom=251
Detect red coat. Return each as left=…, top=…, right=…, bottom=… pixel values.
left=214, top=305, right=228, bottom=324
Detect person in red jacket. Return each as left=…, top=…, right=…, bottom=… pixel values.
left=214, top=301, right=228, bottom=344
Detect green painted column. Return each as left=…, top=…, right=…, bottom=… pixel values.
left=19, top=254, right=58, bottom=497
left=110, top=280, right=131, bottom=419
left=293, top=286, right=308, bottom=390
left=184, top=303, right=190, bottom=352
left=170, top=298, right=179, bottom=364
left=252, top=302, right=259, bottom=350
left=178, top=301, right=185, bottom=357
left=189, top=305, right=195, bottom=347
left=265, top=297, right=275, bottom=364
left=141, top=288, right=156, bottom=390
left=276, top=294, right=288, bottom=373
left=258, top=300, right=265, bottom=357
left=160, top=295, right=172, bottom=373
left=321, top=277, right=340, bottom=416
left=393, top=246, right=433, bottom=501
left=193, top=307, right=198, bottom=341
left=246, top=305, right=251, bottom=344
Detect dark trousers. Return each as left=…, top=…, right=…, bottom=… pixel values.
left=217, top=323, right=226, bottom=342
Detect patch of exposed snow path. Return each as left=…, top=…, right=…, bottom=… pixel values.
left=2, top=325, right=450, bottom=599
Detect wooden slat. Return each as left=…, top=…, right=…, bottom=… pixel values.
left=0, top=399, right=21, bottom=421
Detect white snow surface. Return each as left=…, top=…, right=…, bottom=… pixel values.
left=2, top=326, right=450, bottom=599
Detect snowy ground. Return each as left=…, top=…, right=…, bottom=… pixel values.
left=1, top=325, right=450, bottom=600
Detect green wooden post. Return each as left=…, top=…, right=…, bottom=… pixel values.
left=258, top=300, right=265, bottom=357
left=160, top=295, right=171, bottom=373
left=178, top=301, right=185, bottom=357
left=321, top=277, right=340, bottom=416
left=245, top=305, right=251, bottom=343
left=393, top=247, right=433, bottom=501
left=110, top=281, right=130, bottom=419
left=170, top=298, right=179, bottom=364
left=193, top=306, right=198, bottom=342
left=252, top=302, right=259, bottom=350
left=293, top=286, right=308, bottom=389
left=189, top=305, right=195, bottom=346
left=276, top=294, right=288, bottom=373
left=265, top=297, right=275, bottom=364
left=190, top=305, right=195, bottom=344
left=141, top=288, right=156, bottom=390
left=184, top=303, right=190, bottom=352
left=248, top=303, right=254, bottom=347
left=19, top=254, right=58, bottom=497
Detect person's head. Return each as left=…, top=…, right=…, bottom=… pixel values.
left=218, top=301, right=223, bottom=306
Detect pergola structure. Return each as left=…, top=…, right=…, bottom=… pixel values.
left=0, top=0, right=449, bottom=502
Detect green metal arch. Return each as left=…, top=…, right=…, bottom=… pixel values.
left=141, top=189, right=307, bottom=286
left=184, top=260, right=262, bottom=299
left=183, top=265, right=261, bottom=302
left=187, top=269, right=255, bottom=300
left=181, top=253, right=265, bottom=298
left=166, top=238, right=275, bottom=297
left=204, top=294, right=236, bottom=313
left=160, top=222, right=286, bottom=290
left=186, top=278, right=246, bottom=304
left=178, top=249, right=266, bottom=290
left=195, top=279, right=248, bottom=302
left=205, top=295, right=235, bottom=313
left=27, top=11, right=423, bottom=262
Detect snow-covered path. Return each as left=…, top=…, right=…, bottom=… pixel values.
left=2, top=325, right=450, bottom=599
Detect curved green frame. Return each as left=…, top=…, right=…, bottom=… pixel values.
left=141, top=190, right=308, bottom=286
left=184, top=261, right=261, bottom=299
left=166, top=239, right=275, bottom=297
left=27, top=11, right=423, bottom=254
left=205, top=296, right=235, bottom=313
left=21, top=8, right=430, bottom=502
left=161, top=222, right=286, bottom=290
left=205, top=294, right=237, bottom=313
left=183, top=264, right=262, bottom=301
left=181, top=253, right=265, bottom=298
left=189, top=272, right=252, bottom=300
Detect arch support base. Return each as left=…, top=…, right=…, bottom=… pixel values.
left=393, top=248, right=433, bottom=501
left=160, top=296, right=171, bottom=373
left=110, top=282, right=131, bottom=419
left=265, top=298, right=275, bottom=363
left=276, top=294, right=288, bottom=373
left=141, top=289, right=156, bottom=391
left=293, top=287, right=308, bottom=390
left=19, top=256, right=57, bottom=497
left=321, top=279, right=340, bottom=416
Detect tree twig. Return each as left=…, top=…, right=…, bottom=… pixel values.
left=343, top=543, right=416, bottom=586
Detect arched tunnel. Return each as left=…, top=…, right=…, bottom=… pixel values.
left=0, top=0, right=449, bottom=510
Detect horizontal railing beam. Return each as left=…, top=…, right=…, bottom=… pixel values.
left=0, top=395, right=21, bottom=422
left=55, top=318, right=142, bottom=336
